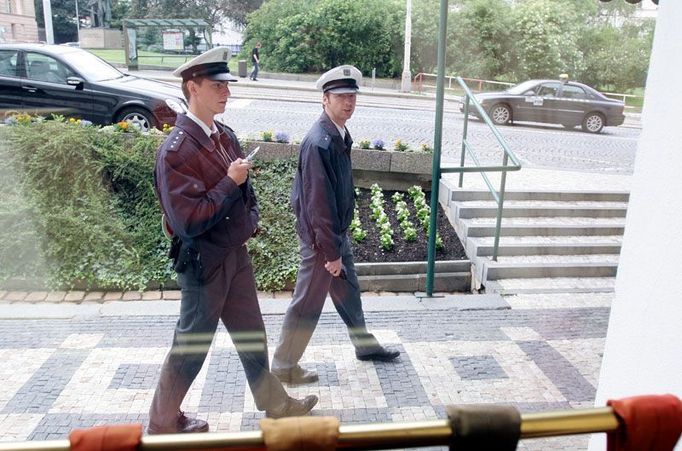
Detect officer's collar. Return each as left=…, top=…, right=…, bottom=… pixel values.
left=175, top=114, right=217, bottom=152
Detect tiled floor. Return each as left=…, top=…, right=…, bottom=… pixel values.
left=0, top=295, right=613, bottom=450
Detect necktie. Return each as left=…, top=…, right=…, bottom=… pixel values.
left=211, top=132, right=233, bottom=168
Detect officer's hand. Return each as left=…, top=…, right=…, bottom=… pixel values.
left=227, top=158, right=252, bottom=185
left=324, top=258, right=343, bottom=277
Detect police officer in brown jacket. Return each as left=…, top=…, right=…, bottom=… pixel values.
left=148, top=47, right=317, bottom=435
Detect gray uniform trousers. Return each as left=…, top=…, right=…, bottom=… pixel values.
left=272, top=235, right=381, bottom=371
left=149, top=245, right=288, bottom=429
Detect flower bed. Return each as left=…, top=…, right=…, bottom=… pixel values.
left=351, top=185, right=466, bottom=263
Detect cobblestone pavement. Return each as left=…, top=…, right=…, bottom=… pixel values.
left=222, top=99, right=639, bottom=175
left=0, top=293, right=612, bottom=450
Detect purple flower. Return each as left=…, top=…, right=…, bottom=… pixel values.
left=275, top=131, right=290, bottom=143
left=372, top=139, right=385, bottom=150
left=80, top=120, right=93, bottom=127
left=3, top=117, right=17, bottom=125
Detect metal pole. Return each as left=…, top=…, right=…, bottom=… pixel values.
left=74, top=0, right=80, bottom=40
left=425, top=0, right=448, bottom=296
left=42, top=0, right=54, bottom=44
left=492, top=152, right=509, bottom=261
left=400, top=0, right=412, bottom=92
left=459, top=96, right=468, bottom=188
left=0, top=407, right=620, bottom=451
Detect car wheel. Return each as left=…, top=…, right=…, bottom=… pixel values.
left=490, top=104, right=512, bottom=126
left=581, top=112, right=605, bottom=133
left=115, top=108, right=155, bottom=133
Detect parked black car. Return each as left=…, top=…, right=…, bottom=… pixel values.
left=461, top=79, right=625, bottom=133
left=0, top=43, right=186, bottom=132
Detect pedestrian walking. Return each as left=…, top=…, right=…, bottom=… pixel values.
left=148, top=47, right=317, bottom=435
left=271, top=65, right=400, bottom=385
left=250, top=42, right=261, bottom=81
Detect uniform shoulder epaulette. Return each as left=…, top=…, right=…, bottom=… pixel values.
left=162, top=128, right=187, bottom=152
left=314, top=133, right=332, bottom=150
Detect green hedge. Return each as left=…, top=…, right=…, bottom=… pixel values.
left=0, top=121, right=300, bottom=291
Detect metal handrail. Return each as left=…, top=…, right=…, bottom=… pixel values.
left=425, top=76, right=521, bottom=294
left=451, top=76, right=521, bottom=263
left=0, top=406, right=620, bottom=450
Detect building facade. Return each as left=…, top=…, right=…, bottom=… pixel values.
left=0, top=0, right=39, bottom=43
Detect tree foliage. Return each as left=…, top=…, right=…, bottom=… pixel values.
left=34, top=0, right=130, bottom=42
left=242, top=0, right=404, bottom=77
left=245, top=0, right=653, bottom=91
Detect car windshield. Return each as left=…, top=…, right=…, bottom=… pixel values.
left=506, top=80, right=540, bottom=95
left=62, top=49, right=124, bottom=81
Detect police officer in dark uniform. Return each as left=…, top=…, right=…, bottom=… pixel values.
left=271, top=65, right=400, bottom=385
left=148, top=47, right=317, bottom=435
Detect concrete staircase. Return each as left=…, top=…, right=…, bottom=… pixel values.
left=439, top=181, right=629, bottom=294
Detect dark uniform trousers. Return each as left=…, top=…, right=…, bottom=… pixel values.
left=272, top=235, right=381, bottom=372
left=149, top=245, right=288, bottom=429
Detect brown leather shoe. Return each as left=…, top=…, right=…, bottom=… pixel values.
left=147, top=411, right=209, bottom=434
left=265, top=395, right=318, bottom=419
left=356, top=346, right=401, bottom=362
left=272, top=365, right=319, bottom=384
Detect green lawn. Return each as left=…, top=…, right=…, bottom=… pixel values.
left=87, top=48, right=240, bottom=72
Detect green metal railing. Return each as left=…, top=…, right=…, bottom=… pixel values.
left=425, top=76, right=521, bottom=296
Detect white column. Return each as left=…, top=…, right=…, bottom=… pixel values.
left=588, top=1, right=682, bottom=449
left=42, top=0, right=54, bottom=44
left=400, top=0, right=412, bottom=93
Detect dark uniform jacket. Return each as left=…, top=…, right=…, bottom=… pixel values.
left=292, top=112, right=354, bottom=262
left=155, top=113, right=258, bottom=275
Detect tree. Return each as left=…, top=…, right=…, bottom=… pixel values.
left=510, top=0, right=585, bottom=81
left=34, top=0, right=79, bottom=43
left=242, top=0, right=403, bottom=77
left=578, top=22, right=654, bottom=92
left=448, top=0, right=513, bottom=81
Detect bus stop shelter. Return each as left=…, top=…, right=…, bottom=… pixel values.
left=122, top=18, right=211, bottom=71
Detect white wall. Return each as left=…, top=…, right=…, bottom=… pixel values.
left=589, top=0, right=682, bottom=449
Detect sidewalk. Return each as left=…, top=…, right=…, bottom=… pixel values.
left=0, top=290, right=611, bottom=450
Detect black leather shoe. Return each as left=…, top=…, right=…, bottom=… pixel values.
left=356, top=347, right=401, bottom=362
left=147, top=411, right=209, bottom=434
left=266, top=395, right=318, bottom=419
left=272, top=365, right=319, bottom=384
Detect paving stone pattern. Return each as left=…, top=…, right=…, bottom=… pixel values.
left=0, top=306, right=609, bottom=450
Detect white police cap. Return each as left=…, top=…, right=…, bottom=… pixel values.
left=172, top=47, right=238, bottom=82
left=316, top=65, right=362, bottom=94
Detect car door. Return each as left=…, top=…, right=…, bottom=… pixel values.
left=525, top=82, right=562, bottom=123
left=556, top=84, right=589, bottom=126
left=20, top=51, right=93, bottom=120
left=0, top=49, right=24, bottom=113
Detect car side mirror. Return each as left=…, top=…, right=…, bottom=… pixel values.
left=66, top=76, right=85, bottom=87
left=523, top=90, right=535, bottom=96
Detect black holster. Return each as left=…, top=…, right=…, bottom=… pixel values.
left=168, top=236, right=182, bottom=264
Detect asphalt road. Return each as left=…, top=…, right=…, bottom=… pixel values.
left=221, top=96, right=639, bottom=175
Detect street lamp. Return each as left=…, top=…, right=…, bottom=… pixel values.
left=400, top=0, right=412, bottom=93
left=75, top=0, right=80, bottom=39
left=42, top=0, right=54, bottom=43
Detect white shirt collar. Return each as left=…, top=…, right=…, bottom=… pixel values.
left=186, top=111, right=217, bottom=137
left=330, top=119, right=346, bottom=139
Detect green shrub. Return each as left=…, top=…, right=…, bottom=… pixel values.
left=260, top=130, right=273, bottom=142
left=0, top=120, right=167, bottom=289
left=247, top=158, right=300, bottom=291
left=0, top=122, right=302, bottom=292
